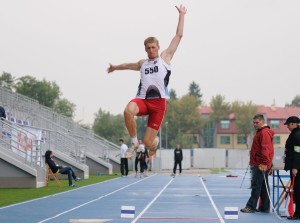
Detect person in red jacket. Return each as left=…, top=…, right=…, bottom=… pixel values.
left=241, top=114, right=274, bottom=213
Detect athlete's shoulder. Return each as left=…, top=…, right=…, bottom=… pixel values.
left=138, top=59, right=147, bottom=66
left=160, top=51, right=172, bottom=64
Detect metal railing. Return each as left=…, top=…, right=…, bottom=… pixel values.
left=0, top=118, right=42, bottom=167
left=0, top=86, right=119, bottom=162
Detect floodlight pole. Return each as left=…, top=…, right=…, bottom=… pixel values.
left=165, top=121, right=168, bottom=149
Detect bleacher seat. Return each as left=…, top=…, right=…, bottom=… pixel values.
left=17, top=119, right=23, bottom=125
left=10, top=117, right=16, bottom=123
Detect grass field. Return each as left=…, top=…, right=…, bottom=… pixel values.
left=0, top=174, right=120, bottom=207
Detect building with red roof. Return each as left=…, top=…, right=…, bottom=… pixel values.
left=198, top=105, right=300, bottom=149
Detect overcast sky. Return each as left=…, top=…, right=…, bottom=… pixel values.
left=1, top=0, right=300, bottom=124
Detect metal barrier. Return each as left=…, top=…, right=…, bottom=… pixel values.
left=0, top=119, right=42, bottom=166
left=0, top=86, right=119, bottom=163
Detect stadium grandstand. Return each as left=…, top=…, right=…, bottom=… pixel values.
left=0, top=86, right=120, bottom=188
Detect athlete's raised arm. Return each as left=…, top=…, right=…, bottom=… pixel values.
left=161, top=4, right=187, bottom=64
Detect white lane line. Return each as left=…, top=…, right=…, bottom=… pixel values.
left=131, top=177, right=175, bottom=223
left=199, top=177, right=225, bottom=223
left=37, top=175, right=156, bottom=223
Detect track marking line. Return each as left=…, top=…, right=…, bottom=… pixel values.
left=199, top=176, right=225, bottom=223
left=140, top=216, right=219, bottom=221
left=37, top=174, right=156, bottom=223
left=131, top=177, right=175, bottom=223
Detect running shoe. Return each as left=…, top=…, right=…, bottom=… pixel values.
left=240, top=207, right=255, bottom=213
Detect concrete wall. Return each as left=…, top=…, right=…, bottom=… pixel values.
left=85, top=152, right=113, bottom=175
left=109, top=159, right=121, bottom=173
left=193, top=148, right=226, bottom=169
left=149, top=148, right=284, bottom=170
left=85, top=158, right=109, bottom=175
left=227, top=149, right=249, bottom=169
left=0, top=158, right=36, bottom=188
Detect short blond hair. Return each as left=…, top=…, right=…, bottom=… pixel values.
left=144, top=37, right=159, bottom=47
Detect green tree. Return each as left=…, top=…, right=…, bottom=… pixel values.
left=135, top=116, right=147, bottom=141
left=286, top=95, right=300, bottom=107
left=173, top=131, right=195, bottom=149
left=92, top=109, right=126, bottom=143
left=169, top=88, right=177, bottom=100
left=53, top=98, right=76, bottom=118
left=15, top=76, right=60, bottom=107
left=210, top=95, right=231, bottom=121
left=231, top=101, right=258, bottom=149
left=165, top=95, right=202, bottom=148
left=209, top=95, right=231, bottom=147
left=14, top=75, right=76, bottom=118
left=188, top=81, right=202, bottom=105
left=0, top=72, right=15, bottom=90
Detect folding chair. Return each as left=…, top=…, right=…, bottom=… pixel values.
left=45, top=165, right=62, bottom=187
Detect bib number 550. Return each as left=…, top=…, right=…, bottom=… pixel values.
left=145, top=66, right=158, bottom=74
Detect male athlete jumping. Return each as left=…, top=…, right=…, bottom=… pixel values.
left=107, top=5, right=187, bottom=155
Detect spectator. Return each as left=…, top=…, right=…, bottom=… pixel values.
left=172, top=144, right=183, bottom=176
left=240, top=114, right=274, bottom=213
left=138, top=144, right=148, bottom=178
left=119, top=138, right=129, bottom=177
left=45, top=150, right=81, bottom=187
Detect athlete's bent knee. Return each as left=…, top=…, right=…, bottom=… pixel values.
left=144, top=139, right=152, bottom=148
left=124, top=102, right=138, bottom=117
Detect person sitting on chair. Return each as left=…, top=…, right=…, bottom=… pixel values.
left=45, top=150, right=81, bottom=187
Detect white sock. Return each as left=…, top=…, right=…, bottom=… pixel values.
left=131, top=136, right=138, bottom=145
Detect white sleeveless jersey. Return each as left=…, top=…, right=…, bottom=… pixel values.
left=136, top=57, right=171, bottom=99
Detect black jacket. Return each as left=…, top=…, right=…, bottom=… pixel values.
left=284, top=127, right=300, bottom=170
left=174, top=148, right=183, bottom=161
left=46, top=158, right=62, bottom=173
left=45, top=150, right=62, bottom=173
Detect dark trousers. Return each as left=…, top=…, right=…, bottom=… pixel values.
left=140, top=156, right=147, bottom=173
left=134, top=157, right=139, bottom=172
left=60, top=166, right=77, bottom=186
left=246, top=166, right=270, bottom=211
left=173, top=160, right=182, bottom=174
left=120, top=158, right=128, bottom=176
left=291, top=170, right=300, bottom=216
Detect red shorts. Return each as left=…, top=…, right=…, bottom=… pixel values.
left=130, top=98, right=167, bottom=131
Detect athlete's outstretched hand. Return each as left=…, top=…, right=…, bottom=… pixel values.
left=175, top=4, right=187, bottom=15
left=107, top=63, right=115, bottom=73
